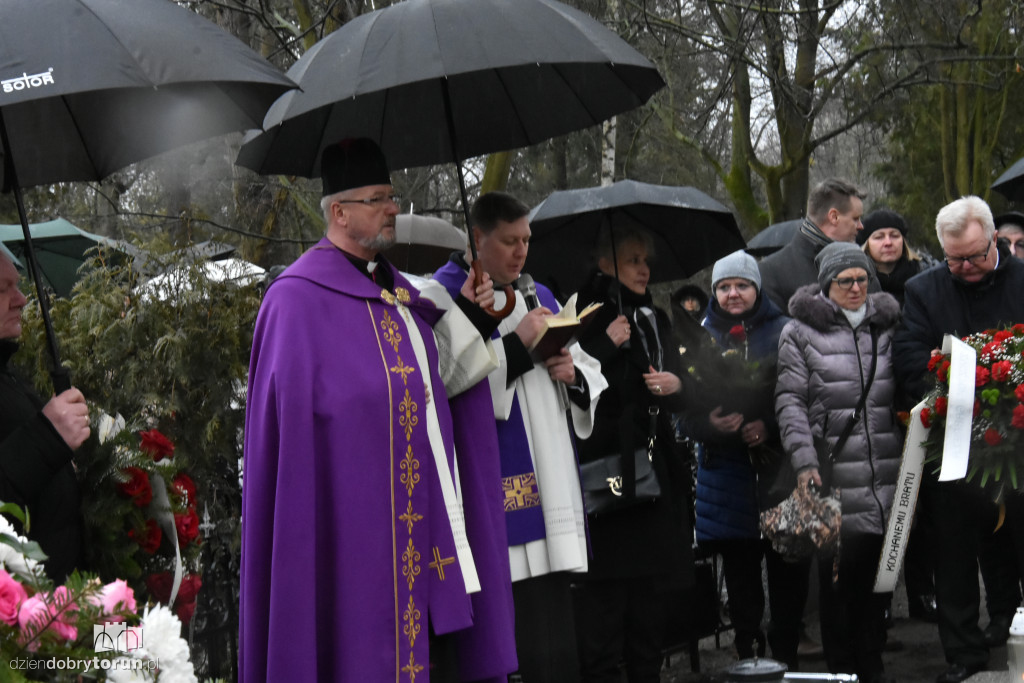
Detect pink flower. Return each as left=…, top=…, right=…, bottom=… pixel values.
left=0, top=570, right=27, bottom=626
left=91, top=579, right=136, bottom=618
left=49, top=586, right=78, bottom=641
left=17, top=594, right=50, bottom=640
left=18, top=588, right=78, bottom=643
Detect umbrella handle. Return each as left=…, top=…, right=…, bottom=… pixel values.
left=472, top=260, right=515, bottom=319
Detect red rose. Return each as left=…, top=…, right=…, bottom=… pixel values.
left=175, top=600, right=197, bottom=625
left=728, top=325, right=747, bottom=343
left=1013, top=405, right=1024, bottom=430
left=116, top=467, right=152, bottom=507
left=128, top=519, right=162, bottom=555
left=174, top=508, right=200, bottom=546
left=974, top=399, right=982, bottom=417
left=934, top=396, right=948, bottom=416
left=920, top=407, right=932, bottom=428
left=145, top=572, right=173, bottom=604
left=171, top=473, right=196, bottom=507
left=994, top=330, right=1014, bottom=343
left=992, top=360, right=1013, bottom=382
left=1014, top=323, right=1024, bottom=335
left=928, top=355, right=943, bottom=373
left=176, top=574, right=203, bottom=604
left=139, top=429, right=174, bottom=462
left=1016, top=385, right=1024, bottom=403
left=976, top=366, right=991, bottom=387
left=938, top=360, right=951, bottom=383
left=984, top=428, right=1003, bottom=446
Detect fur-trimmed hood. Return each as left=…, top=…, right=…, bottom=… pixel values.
left=787, top=283, right=900, bottom=333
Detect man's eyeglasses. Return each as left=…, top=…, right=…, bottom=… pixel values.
left=944, top=239, right=992, bottom=268
left=832, top=275, right=869, bottom=290
left=336, top=194, right=402, bottom=208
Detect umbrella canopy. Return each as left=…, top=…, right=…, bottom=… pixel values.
left=525, top=180, right=745, bottom=298
left=0, top=218, right=136, bottom=299
left=236, top=0, right=665, bottom=178
left=992, top=157, right=1024, bottom=202
left=0, top=0, right=295, bottom=388
left=0, top=0, right=295, bottom=188
left=746, top=218, right=802, bottom=257
left=391, top=214, right=466, bottom=275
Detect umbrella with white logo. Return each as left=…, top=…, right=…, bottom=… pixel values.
left=0, top=0, right=295, bottom=390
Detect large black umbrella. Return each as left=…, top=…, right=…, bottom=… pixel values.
left=992, top=157, right=1024, bottom=202
left=0, top=0, right=295, bottom=389
left=746, top=218, right=802, bottom=257
left=525, top=179, right=745, bottom=299
left=236, top=0, right=664, bottom=314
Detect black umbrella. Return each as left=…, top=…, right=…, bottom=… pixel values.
left=992, top=157, right=1024, bottom=202
left=746, top=218, right=802, bottom=257
left=236, top=0, right=664, bottom=314
left=0, top=0, right=295, bottom=390
left=525, top=180, right=745, bottom=300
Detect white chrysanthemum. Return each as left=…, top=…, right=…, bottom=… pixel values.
left=139, top=604, right=196, bottom=683
left=0, top=514, right=39, bottom=576
left=106, top=604, right=196, bottom=683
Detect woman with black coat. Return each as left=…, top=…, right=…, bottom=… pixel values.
left=572, top=226, right=693, bottom=683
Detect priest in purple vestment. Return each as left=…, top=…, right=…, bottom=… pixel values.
left=240, top=139, right=516, bottom=683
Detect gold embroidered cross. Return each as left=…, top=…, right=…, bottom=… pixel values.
left=398, top=500, right=423, bottom=534
left=428, top=546, right=455, bottom=581
left=401, top=651, right=424, bottom=682
left=502, top=473, right=540, bottom=511
left=390, top=357, right=416, bottom=384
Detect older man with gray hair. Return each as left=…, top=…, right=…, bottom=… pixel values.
left=894, top=195, right=1024, bottom=683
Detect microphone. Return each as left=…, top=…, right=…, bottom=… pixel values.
left=517, top=274, right=570, bottom=411
left=517, top=273, right=540, bottom=311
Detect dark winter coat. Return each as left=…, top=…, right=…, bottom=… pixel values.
left=690, top=295, right=790, bottom=541
left=0, top=340, right=82, bottom=581
left=576, top=271, right=693, bottom=584
left=775, top=285, right=902, bottom=536
left=894, top=243, right=1024, bottom=402
left=871, top=255, right=925, bottom=307
left=759, top=230, right=825, bottom=312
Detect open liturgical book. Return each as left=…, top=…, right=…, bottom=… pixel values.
left=527, top=294, right=602, bottom=362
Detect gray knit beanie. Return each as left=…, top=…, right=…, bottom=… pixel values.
left=711, top=250, right=761, bottom=292
left=815, top=242, right=875, bottom=294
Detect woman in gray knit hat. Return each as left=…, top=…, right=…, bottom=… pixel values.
left=774, top=241, right=902, bottom=683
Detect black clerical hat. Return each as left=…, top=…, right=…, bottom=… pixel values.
left=321, top=138, right=392, bottom=196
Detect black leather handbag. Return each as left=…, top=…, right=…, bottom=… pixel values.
left=580, top=447, right=661, bottom=515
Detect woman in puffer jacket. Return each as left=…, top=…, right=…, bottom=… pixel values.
left=775, top=242, right=902, bottom=683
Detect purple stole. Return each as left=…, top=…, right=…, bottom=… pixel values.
left=433, top=261, right=548, bottom=547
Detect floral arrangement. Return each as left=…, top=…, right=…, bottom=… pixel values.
left=684, top=323, right=775, bottom=418
left=0, top=504, right=197, bottom=682
left=920, top=324, right=1024, bottom=497
left=87, top=417, right=204, bottom=626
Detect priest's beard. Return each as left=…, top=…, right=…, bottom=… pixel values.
left=359, top=233, right=397, bottom=253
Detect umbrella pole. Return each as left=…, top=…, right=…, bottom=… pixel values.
left=0, top=112, right=71, bottom=393
left=441, top=83, right=514, bottom=318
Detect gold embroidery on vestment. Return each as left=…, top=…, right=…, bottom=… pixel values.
left=403, top=594, right=421, bottom=647
left=402, top=651, right=424, bottom=682
left=396, top=287, right=411, bottom=304
left=399, top=389, right=418, bottom=441
left=380, top=289, right=396, bottom=305
left=502, top=473, right=541, bottom=511
left=399, top=500, right=423, bottom=535
left=402, top=538, right=421, bottom=591
left=400, top=445, right=420, bottom=496
left=428, top=546, right=455, bottom=581
left=390, top=357, right=415, bottom=385
left=380, top=310, right=402, bottom=351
